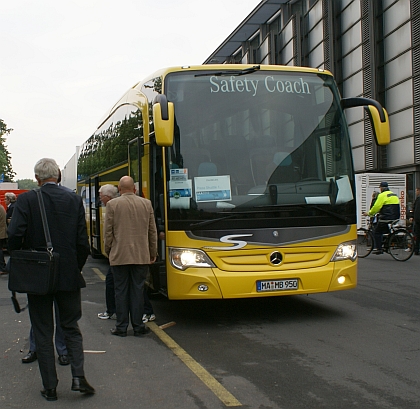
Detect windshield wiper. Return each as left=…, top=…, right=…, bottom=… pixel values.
left=195, top=65, right=260, bottom=77
left=189, top=210, right=258, bottom=230
left=254, top=204, right=350, bottom=223
left=305, top=205, right=350, bottom=223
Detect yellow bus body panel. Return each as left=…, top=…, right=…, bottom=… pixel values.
left=166, top=226, right=357, bottom=300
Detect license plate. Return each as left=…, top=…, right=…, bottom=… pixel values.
left=256, top=279, right=298, bottom=292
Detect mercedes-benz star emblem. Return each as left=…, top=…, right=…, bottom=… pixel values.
left=270, top=251, right=282, bottom=265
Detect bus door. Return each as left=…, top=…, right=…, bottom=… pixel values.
left=89, top=176, right=102, bottom=258
left=128, top=137, right=143, bottom=195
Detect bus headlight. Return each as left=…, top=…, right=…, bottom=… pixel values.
left=170, top=248, right=215, bottom=271
left=331, top=241, right=357, bottom=262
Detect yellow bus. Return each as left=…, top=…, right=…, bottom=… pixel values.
left=77, top=64, right=390, bottom=299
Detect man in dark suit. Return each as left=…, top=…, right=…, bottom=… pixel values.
left=5, top=191, right=16, bottom=224
left=8, top=158, right=94, bottom=401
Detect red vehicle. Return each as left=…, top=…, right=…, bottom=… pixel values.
left=0, top=189, right=28, bottom=211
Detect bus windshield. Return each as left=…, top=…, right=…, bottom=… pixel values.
left=164, top=70, right=355, bottom=228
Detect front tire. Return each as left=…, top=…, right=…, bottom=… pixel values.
left=357, top=228, right=374, bottom=258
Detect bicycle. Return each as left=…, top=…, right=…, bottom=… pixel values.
left=357, top=218, right=414, bottom=261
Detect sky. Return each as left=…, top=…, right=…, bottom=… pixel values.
left=0, top=0, right=260, bottom=180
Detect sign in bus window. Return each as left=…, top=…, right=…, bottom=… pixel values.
left=194, top=175, right=232, bottom=203
left=169, top=179, right=192, bottom=209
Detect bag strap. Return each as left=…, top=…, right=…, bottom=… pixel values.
left=35, top=188, right=54, bottom=256
left=11, top=291, right=26, bottom=313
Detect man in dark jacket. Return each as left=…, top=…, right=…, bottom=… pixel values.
left=409, top=187, right=420, bottom=255
left=8, top=158, right=94, bottom=401
left=365, top=181, right=400, bottom=254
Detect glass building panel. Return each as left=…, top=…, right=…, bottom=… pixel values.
left=341, top=23, right=362, bottom=56
left=383, top=0, right=410, bottom=36
left=342, top=72, right=363, bottom=97
left=345, top=106, right=364, bottom=125
left=385, top=50, right=412, bottom=88
left=259, top=36, right=269, bottom=63
left=308, top=43, right=324, bottom=68
left=281, top=42, right=294, bottom=64
left=340, top=0, right=353, bottom=10
left=261, top=55, right=270, bottom=65
left=283, top=20, right=293, bottom=41
left=341, top=1, right=361, bottom=32
left=308, top=20, right=323, bottom=51
left=308, top=0, right=323, bottom=29
left=352, top=146, right=365, bottom=172
left=388, top=138, right=414, bottom=168
left=348, top=120, right=365, bottom=147
left=383, top=0, right=397, bottom=8
left=384, top=24, right=411, bottom=61
left=389, top=108, right=414, bottom=140
left=386, top=79, right=413, bottom=113
left=342, top=47, right=363, bottom=78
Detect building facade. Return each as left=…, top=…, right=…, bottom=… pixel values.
left=205, top=0, right=418, bottom=205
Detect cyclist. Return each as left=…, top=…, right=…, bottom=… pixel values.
left=363, top=181, right=400, bottom=254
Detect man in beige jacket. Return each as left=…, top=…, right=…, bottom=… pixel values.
left=104, top=176, right=157, bottom=337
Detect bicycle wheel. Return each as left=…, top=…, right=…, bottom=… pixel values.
left=388, top=229, right=414, bottom=261
left=357, top=228, right=374, bottom=258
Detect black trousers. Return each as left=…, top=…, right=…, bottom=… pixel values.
left=373, top=220, right=390, bottom=250
left=112, top=264, right=147, bottom=332
left=27, top=290, right=85, bottom=389
left=105, top=266, right=116, bottom=315
left=414, top=220, right=420, bottom=253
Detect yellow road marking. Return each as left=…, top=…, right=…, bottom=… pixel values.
left=148, top=321, right=241, bottom=407
left=92, top=268, right=106, bottom=281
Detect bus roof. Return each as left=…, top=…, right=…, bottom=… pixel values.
left=98, top=64, right=333, bottom=131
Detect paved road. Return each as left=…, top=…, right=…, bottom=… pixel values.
left=1, top=254, right=419, bottom=408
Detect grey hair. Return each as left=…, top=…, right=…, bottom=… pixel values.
left=99, top=184, right=118, bottom=198
left=34, top=158, right=60, bottom=181
left=5, top=192, right=17, bottom=202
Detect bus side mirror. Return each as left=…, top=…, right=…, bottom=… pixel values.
left=341, top=97, right=390, bottom=146
left=365, top=104, right=390, bottom=146
left=153, top=94, right=174, bottom=147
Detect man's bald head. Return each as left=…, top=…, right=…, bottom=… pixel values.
left=118, top=176, right=135, bottom=194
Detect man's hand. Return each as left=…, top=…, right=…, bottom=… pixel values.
left=362, top=212, right=369, bottom=217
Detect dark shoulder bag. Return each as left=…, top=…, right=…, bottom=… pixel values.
left=8, top=188, right=60, bottom=297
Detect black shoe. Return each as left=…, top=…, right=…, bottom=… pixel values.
left=58, top=355, right=70, bottom=366
left=22, top=351, right=37, bottom=363
left=373, top=250, right=383, bottom=255
left=71, top=376, right=95, bottom=394
left=40, top=388, right=57, bottom=401
left=134, top=327, right=151, bottom=336
left=110, top=328, right=127, bottom=337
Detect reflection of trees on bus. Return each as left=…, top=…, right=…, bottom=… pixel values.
left=78, top=109, right=143, bottom=178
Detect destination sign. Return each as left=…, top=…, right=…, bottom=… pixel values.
left=209, top=76, right=311, bottom=96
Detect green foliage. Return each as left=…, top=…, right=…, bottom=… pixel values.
left=0, top=119, right=16, bottom=181
left=17, top=179, right=37, bottom=190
